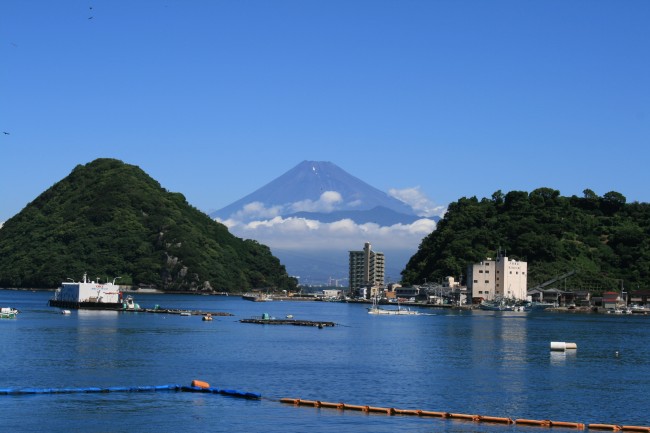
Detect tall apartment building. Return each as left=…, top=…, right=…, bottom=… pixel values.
left=349, top=242, right=385, bottom=298
left=467, top=256, right=527, bottom=301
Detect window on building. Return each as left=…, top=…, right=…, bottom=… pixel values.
left=485, top=270, right=489, bottom=273
left=485, top=280, right=489, bottom=283
left=473, top=280, right=478, bottom=283
left=479, top=270, right=483, bottom=273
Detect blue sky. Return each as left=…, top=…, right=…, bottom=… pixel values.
left=1, top=0, right=649, bottom=226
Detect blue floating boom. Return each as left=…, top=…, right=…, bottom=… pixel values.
left=0, top=382, right=260, bottom=399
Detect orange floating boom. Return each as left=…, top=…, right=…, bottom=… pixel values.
left=588, top=424, right=623, bottom=431
left=621, top=427, right=650, bottom=433
left=516, top=418, right=552, bottom=427
left=549, top=420, right=585, bottom=429
left=479, top=415, right=514, bottom=424
left=448, top=413, right=479, bottom=421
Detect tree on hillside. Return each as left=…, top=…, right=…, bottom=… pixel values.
left=401, top=188, right=650, bottom=293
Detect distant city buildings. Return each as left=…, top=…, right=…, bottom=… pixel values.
left=467, top=256, right=527, bottom=301
left=349, top=242, right=385, bottom=299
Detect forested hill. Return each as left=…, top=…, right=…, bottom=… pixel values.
left=0, top=158, right=297, bottom=292
left=401, top=188, right=650, bottom=292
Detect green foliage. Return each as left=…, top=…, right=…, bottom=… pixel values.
left=0, top=158, right=297, bottom=292
left=401, top=188, right=650, bottom=292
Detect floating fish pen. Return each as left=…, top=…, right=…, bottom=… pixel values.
left=240, top=314, right=335, bottom=327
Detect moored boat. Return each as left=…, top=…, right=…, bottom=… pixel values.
left=367, top=297, right=421, bottom=315
left=49, top=273, right=138, bottom=311
left=0, top=307, right=19, bottom=319
left=479, top=297, right=526, bottom=312
left=242, top=293, right=273, bottom=302
left=526, top=301, right=555, bottom=311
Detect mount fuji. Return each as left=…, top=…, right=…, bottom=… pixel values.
left=211, top=161, right=443, bottom=285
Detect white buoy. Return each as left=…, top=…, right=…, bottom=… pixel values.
left=550, top=341, right=566, bottom=351
left=550, top=342, right=577, bottom=351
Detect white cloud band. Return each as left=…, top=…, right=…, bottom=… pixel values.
left=220, top=216, right=437, bottom=251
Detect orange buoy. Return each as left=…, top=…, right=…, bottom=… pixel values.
left=393, top=409, right=421, bottom=416
left=448, top=413, right=479, bottom=421
left=479, top=415, right=514, bottom=424
left=280, top=398, right=299, bottom=405
left=366, top=406, right=395, bottom=415
left=191, top=380, right=210, bottom=389
left=516, top=418, right=552, bottom=427
left=318, top=401, right=344, bottom=409
left=621, top=426, right=650, bottom=432
left=587, top=424, right=622, bottom=431
left=342, top=403, right=367, bottom=411
left=418, top=410, right=448, bottom=418
left=550, top=420, right=585, bottom=429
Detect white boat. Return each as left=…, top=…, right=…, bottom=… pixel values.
left=122, top=295, right=140, bottom=310
left=527, top=301, right=555, bottom=311
left=479, top=299, right=515, bottom=311
left=1, top=307, right=19, bottom=319
left=242, top=293, right=273, bottom=302
left=480, top=298, right=526, bottom=312
left=607, top=307, right=632, bottom=314
left=367, top=298, right=421, bottom=315
left=49, top=273, right=137, bottom=310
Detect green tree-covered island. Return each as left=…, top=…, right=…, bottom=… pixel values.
left=402, top=188, right=650, bottom=293
left=0, top=159, right=297, bottom=292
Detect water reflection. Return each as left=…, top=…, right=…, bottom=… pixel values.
left=550, top=349, right=577, bottom=365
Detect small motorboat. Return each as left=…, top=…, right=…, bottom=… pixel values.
left=1, top=307, right=19, bottom=319
left=61, top=310, right=72, bottom=315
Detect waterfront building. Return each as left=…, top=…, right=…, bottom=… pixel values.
left=322, top=289, right=343, bottom=299
left=348, top=242, right=385, bottom=299
left=467, top=256, right=527, bottom=301
left=602, top=291, right=624, bottom=309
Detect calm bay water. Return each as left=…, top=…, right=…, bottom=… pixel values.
left=1, top=289, right=649, bottom=432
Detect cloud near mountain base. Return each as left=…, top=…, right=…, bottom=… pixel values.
left=219, top=216, right=437, bottom=251
left=388, top=187, right=447, bottom=218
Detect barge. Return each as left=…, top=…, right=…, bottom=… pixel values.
left=49, top=273, right=139, bottom=310
left=240, top=314, right=335, bottom=327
